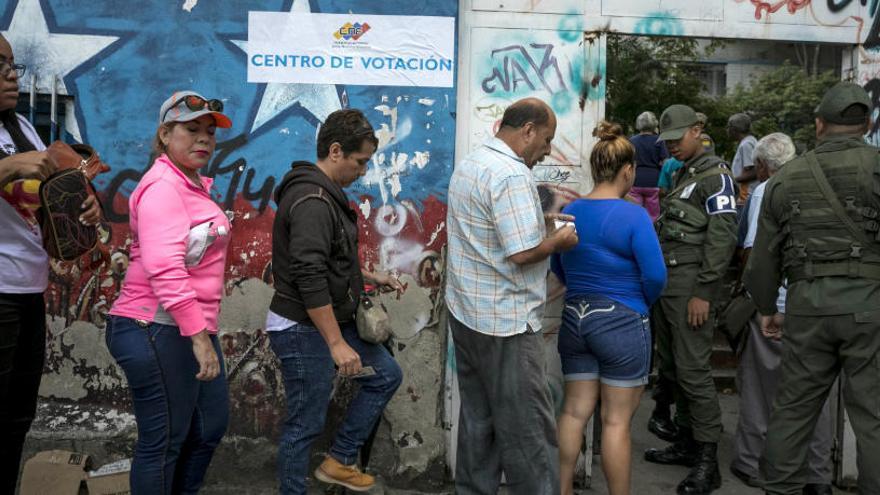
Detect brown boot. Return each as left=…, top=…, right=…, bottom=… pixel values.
left=314, top=456, right=375, bottom=492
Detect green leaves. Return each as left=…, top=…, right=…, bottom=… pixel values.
left=607, top=36, right=839, bottom=159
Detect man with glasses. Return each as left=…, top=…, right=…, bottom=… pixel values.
left=267, top=108, right=403, bottom=494
left=0, top=33, right=101, bottom=494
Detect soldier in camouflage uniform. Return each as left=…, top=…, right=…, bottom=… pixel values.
left=645, top=105, right=739, bottom=495
left=745, top=82, right=880, bottom=495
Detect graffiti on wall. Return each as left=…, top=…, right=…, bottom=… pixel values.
left=4, top=0, right=457, bottom=453
left=734, top=0, right=880, bottom=49
left=469, top=22, right=588, bottom=172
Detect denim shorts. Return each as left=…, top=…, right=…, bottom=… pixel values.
left=557, top=294, right=651, bottom=388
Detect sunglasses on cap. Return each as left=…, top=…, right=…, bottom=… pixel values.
left=163, top=95, right=224, bottom=123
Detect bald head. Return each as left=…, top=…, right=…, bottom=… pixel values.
left=495, top=98, right=557, bottom=167
left=500, top=98, right=552, bottom=130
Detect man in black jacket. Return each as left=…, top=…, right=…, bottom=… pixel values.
left=267, top=109, right=403, bottom=495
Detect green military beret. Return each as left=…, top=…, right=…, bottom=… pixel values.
left=815, top=82, right=871, bottom=125
left=659, top=104, right=699, bottom=141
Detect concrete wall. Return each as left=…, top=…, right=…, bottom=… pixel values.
left=8, top=0, right=456, bottom=489
left=693, top=39, right=844, bottom=93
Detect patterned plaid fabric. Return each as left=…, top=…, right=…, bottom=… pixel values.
left=445, top=137, right=548, bottom=336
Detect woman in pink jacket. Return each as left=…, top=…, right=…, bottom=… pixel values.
left=107, top=91, right=233, bottom=494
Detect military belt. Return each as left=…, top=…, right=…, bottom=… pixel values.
left=663, top=250, right=702, bottom=267
left=787, top=261, right=880, bottom=282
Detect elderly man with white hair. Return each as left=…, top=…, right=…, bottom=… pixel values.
left=729, top=133, right=833, bottom=495
left=628, top=111, right=669, bottom=220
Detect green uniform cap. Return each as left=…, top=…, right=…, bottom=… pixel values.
left=815, top=82, right=871, bottom=125
left=659, top=104, right=699, bottom=141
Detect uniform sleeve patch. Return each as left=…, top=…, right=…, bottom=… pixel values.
left=705, top=174, right=737, bottom=215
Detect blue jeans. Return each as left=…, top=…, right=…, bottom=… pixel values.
left=558, top=294, right=651, bottom=388
left=268, top=322, right=402, bottom=495
left=105, top=315, right=229, bottom=495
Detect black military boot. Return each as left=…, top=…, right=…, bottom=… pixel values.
left=677, top=441, right=721, bottom=495
left=645, top=427, right=698, bottom=467
left=802, top=483, right=833, bottom=495
left=648, top=404, right=681, bottom=442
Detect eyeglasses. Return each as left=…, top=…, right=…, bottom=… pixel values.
left=0, top=61, right=26, bottom=79
left=163, top=94, right=223, bottom=122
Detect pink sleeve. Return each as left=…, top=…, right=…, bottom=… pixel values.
left=134, top=181, right=207, bottom=336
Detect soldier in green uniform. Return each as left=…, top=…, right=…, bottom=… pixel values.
left=645, top=104, right=739, bottom=495
left=745, top=82, right=880, bottom=495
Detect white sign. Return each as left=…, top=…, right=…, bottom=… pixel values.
left=247, top=12, right=455, bottom=88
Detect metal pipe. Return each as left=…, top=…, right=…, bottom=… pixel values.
left=49, top=75, right=57, bottom=142
left=29, top=74, right=36, bottom=125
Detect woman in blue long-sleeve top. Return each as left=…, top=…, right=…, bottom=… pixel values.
left=553, top=121, right=667, bottom=495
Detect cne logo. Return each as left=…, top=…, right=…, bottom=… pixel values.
left=334, top=22, right=371, bottom=41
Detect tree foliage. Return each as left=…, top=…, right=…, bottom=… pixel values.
left=607, top=35, right=842, bottom=160
left=718, top=63, right=840, bottom=154
left=606, top=35, right=719, bottom=135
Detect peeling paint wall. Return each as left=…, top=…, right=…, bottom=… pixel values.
left=9, top=0, right=457, bottom=487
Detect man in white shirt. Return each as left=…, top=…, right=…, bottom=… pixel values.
left=728, top=113, right=758, bottom=203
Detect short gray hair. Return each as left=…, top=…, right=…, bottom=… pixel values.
left=754, top=132, right=796, bottom=172
left=636, top=111, right=659, bottom=132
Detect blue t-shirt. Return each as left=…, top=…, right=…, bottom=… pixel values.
left=629, top=134, right=669, bottom=188
left=551, top=198, right=667, bottom=314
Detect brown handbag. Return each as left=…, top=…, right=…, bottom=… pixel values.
left=39, top=142, right=110, bottom=261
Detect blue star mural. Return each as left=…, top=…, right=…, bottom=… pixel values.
left=2, top=0, right=457, bottom=284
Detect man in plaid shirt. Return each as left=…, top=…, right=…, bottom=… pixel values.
left=446, top=98, right=578, bottom=495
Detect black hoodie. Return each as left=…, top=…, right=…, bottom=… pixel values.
left=269, top=161, right=363, bottom=326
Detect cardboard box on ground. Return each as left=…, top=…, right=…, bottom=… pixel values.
left=20, top=450, right=130, bottom=495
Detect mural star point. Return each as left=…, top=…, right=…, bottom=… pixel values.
left=230, top=0, right=341, bottom=133
left=1, top=0, right=120, bottom=142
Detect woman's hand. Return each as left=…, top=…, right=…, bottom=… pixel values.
left=79, top=195, right=102, bottom=226
left=191, top=330, right=221, bottom=381
left=0, top=151, right=56, bottom=187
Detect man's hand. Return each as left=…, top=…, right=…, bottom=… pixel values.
left=371, top=271, right=404, bottom=294
left=549, top=223, right=578, bottom=252
left=544, top=212, right=575, bottom=229
left=79, top=195, right=102, bottom=226
left=760, top=313, right=784, bottom=341
left=687, top=296, right=710, bottom=328
left=330, top=341, right=362, bottom=376
left=0, top=151, right=56, bottom=184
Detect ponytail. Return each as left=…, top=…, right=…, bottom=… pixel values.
left=590, top=121, right=635, bottom=184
